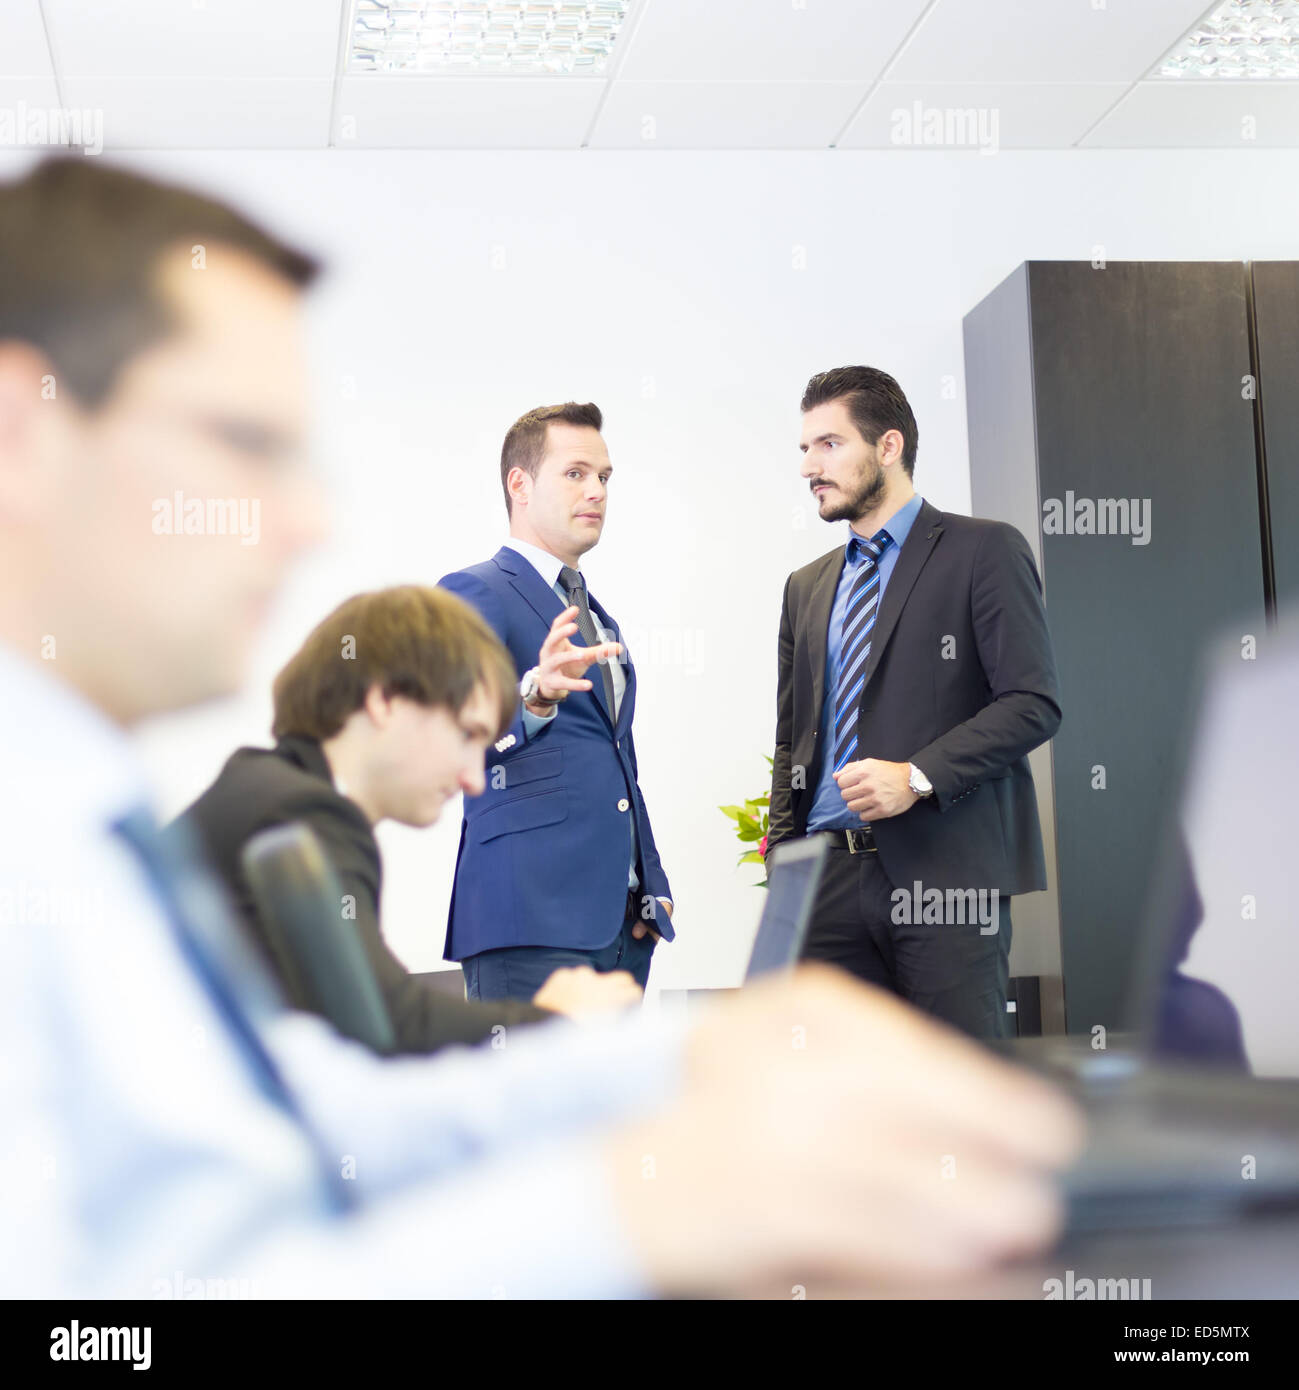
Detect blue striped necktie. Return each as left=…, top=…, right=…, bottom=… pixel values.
left=832, top=530, right=894, bottom=776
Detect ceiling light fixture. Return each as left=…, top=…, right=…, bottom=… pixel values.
left=349, top=0, right=633, bottom=74
left=1154, top=0, right=1299, bottom=79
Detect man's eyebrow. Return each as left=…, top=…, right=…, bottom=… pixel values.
left=801, top=432, right=841, bottom=450
left=564, top=458, right=614, bottom=473
left=201, top=413, right=295, bottom=454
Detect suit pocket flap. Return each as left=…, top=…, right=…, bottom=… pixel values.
left=497, top=748, right=562, bottom=788
left=475, top=789, right=568, bottom=842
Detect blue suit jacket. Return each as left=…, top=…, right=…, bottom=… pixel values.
left=438, top=547, right=674, bottom=959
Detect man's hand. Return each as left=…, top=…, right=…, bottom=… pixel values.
left=603, top=964, right=1084, bottom=1295
left=533, top=965, right=642, bottom=1018
left=631, top=897, right=671, bottom=943
left=835, top=757, right=917, bottom=820
left=526, top=605, right=622, bottom=716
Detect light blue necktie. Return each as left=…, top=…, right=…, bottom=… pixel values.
left=113, top=806, right=355, bottom=1212
left=831, top=530, right=893, bottom=775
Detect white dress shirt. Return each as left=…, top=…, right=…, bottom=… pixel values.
left=0, top=641, right=685, bottom=1298
left=504, top=536, right=628, bottom=719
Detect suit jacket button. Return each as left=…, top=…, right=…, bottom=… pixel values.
left=617, top=798, right=630, bottom=812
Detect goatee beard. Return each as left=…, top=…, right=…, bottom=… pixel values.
left=819, top=463, right=887, bottom=524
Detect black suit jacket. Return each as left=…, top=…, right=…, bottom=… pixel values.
left=770, top=499, right=1061, bottom=895
left=179, top=735, right=551, bottom=1053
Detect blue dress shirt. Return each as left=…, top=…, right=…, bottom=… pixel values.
left=806, top=494, right=925, bottom=832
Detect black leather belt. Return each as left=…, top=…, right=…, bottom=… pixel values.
left=825, top=825, right=877, bottom=854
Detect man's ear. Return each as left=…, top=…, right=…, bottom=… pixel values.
left=877, top=428, right=906, bottom=469
left=361, top=683, right=392, bottom=727
left=507, top=465, right=531, bottom=511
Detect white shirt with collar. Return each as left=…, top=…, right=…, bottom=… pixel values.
left=503, top=536, right=628, bottom=719
left=503, top=537, right=648, bottom=897
left=0, top=640, right=684, bottom=1298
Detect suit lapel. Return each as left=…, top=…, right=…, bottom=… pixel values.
left=493, top=546, right=566, bottom=631
left=585, top=590, right=624, bottom=732
left=805, top=547, right=847, bottom=718
left=860, top=501, right=944, bottom=690
left=496, top=547, right=620, bottom=731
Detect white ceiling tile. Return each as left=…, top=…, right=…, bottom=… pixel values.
left=840, top=82, right=1129, bottom=150
left=59, top=78, right=334, bottom=149
left=888, top=0, right=1212, bottom=84
left=618, top=0, right=930, bottom=82
left=588, top=80, right=864, bottom=148
left=45, top=0, right=343, bottom=79
left=1, top=0, right=56, bottom=80
left=1083, top=81, right=1299, bottom=147
left=335, top=76, right=606, bottom=147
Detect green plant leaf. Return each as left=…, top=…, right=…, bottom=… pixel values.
left=718, top=804, right=745, bottom=821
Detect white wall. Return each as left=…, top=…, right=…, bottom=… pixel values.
left=8, top=146, right=1298, bottom=990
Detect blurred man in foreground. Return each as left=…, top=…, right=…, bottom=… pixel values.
left=0, top=156, right=1082, bottom=1298
left=180, top=584, right=642, bottom=1053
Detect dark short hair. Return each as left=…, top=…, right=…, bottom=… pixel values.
left=800, top=366, right=919, bottom=477
left=0, top=156, right=320, bottom=409
left=271, top=586, right=518, bottom=743
left=500, top=401, right=603, bottom=516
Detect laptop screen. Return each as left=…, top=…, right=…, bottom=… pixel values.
left=745, top=834, right=829, bottom=980
left=1139, top=624, right=1299, bottom=1078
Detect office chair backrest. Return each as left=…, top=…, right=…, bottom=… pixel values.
left=240, top=821, right=397, bottom=1056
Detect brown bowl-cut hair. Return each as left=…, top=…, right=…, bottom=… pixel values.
left=271, top=586, right=518, bottom=743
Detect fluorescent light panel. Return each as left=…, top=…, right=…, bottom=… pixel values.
left=1155, top=0, right=1299, bottom=78
left=350, top=0, right=633, bottom=74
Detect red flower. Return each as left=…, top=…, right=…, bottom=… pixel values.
left=758, top=834, right=769, bottom=860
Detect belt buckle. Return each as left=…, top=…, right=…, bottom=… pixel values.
left=846, top=826, right=876, bottom=854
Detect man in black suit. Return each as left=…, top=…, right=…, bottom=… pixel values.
left=181, top=585, right=640, bottom=1054
left=770, top=366, right=1061, bottom=1039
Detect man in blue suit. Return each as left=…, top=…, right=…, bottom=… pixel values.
left=439, top=402, right=674, bottom=1001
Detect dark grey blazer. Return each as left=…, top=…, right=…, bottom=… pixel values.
left=179, top=735, right=551, bottom=1054
left=770, top=499, right=1062, bottom=895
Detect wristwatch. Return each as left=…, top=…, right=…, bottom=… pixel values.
left=520, top=667, right=558, bottom=709
left=908, top=762, right=934, bottom=798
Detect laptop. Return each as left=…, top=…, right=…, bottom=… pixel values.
left=744, top=833, right=831, bottom=981
left=1025, top=621, right=1299, bottom=1230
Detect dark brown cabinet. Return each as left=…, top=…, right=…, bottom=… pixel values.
left=963, top=261, right=1294, bottom=1034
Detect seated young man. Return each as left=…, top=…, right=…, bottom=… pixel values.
left=181, top=584, right=639, bottom=1053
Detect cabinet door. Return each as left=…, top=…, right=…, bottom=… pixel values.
left=1027, top=261, right=1266, bottom=1033
left=1252, top=262, right=1299, bottom=619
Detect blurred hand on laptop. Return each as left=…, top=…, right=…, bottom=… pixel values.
left=534, top=965, right=643, bottom=1019
left=605, top=963, right=1085, bottom=1294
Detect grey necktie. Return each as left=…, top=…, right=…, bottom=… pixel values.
left=558, top=565, right=617, bottom=719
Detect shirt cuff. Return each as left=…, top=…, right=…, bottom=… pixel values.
left=521, top=704, right=558, bottom=739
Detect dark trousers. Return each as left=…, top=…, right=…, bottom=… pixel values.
left=462, top=896, right=656, bottom=1003
left=800, top=843, right=1013, bottom=1040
